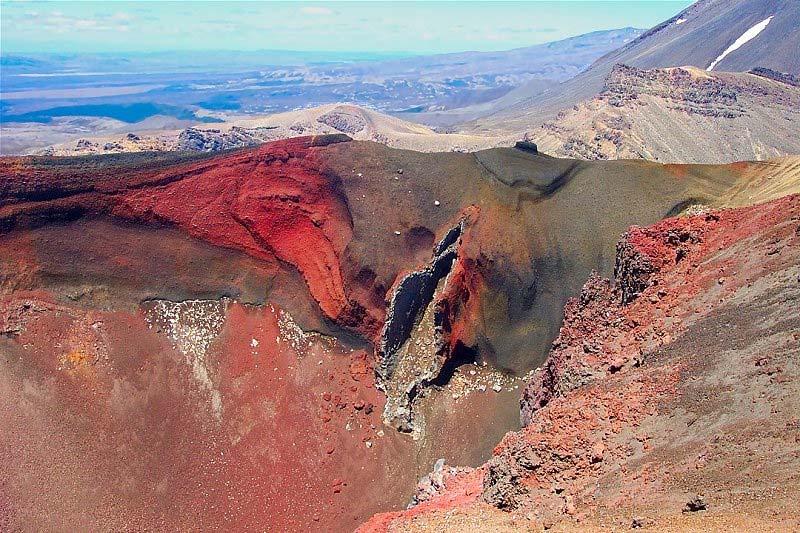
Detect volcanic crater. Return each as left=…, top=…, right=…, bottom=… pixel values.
left=1, top=135, right=798, bottom=531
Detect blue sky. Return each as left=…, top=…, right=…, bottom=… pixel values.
left=1, top=1, right=693, bottom=55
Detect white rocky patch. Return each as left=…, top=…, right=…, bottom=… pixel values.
left=144, top=299, right=228, bottom=420
left=276, top=308, right=311, bottom=353
left=675, top=17, right=686, bottom=25
left=708, top=16, right=773, bottom=71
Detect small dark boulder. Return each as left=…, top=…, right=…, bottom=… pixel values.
left=682, top=495, right=707, bottom=513
left=514, top=140, right=538, bottom=154
left=631, top=516, right=646, bottom=528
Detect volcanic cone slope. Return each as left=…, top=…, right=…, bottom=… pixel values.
left=1, top=136, right=793, bottom=531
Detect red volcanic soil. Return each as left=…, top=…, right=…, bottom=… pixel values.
left=0, top=137, right=417, bottom=531
left=115, top=142, right=357, bottom=325
left=1, top=136, right=382, bottom=338
left=362, top=193, right=800, bottom=531
left=0, top=292, right=415, bottom=531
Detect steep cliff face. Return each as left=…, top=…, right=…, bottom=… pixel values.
left=362, top=193, right=800, bottom=531
left=0, top=135, right=384, bottom=337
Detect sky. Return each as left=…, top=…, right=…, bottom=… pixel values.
left=1, top=1, right=693, bottom=55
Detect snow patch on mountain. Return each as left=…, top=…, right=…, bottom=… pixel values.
left=708, top=16, right=773, bottom=71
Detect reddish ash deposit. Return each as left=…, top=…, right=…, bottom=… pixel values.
left=0, top=137, right=382, bottom=337
left=0, top=290, right=405, bottom=531
left=357, top=468, right=486, bottom=533
left=361, top=193, right=800, bottom=530
left=436, top=210, right=488, bottom=358
left=117, top=144, right=353, bottom=320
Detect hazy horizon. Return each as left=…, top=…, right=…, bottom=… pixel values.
left=2, top=1, right=691, bottom=55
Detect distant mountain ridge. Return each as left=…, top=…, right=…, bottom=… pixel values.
left=36, top=104, right=508, bottom=156
left=1, top=27, right=642, bottom=155
left=466, top=0, right=800, bottom=133
left=333, top=28, right=644, bottom=88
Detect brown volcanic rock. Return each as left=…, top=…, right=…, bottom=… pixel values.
left=502, top=194, right=800, bottom=527
left=363, top=193, right=800, bottom=531
left=532, top=64, right=800, bottom=163
left=317, top=107, right=368, bottom=134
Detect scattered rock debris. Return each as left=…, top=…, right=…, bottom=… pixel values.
left=683, top=495, right=708, bottom=513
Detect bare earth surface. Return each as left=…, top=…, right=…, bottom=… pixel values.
left=466, top=0, right=800, bottom=136
left=2, top=2, right=800, bottom=531
left=361, top=192, right=800, bottom=532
